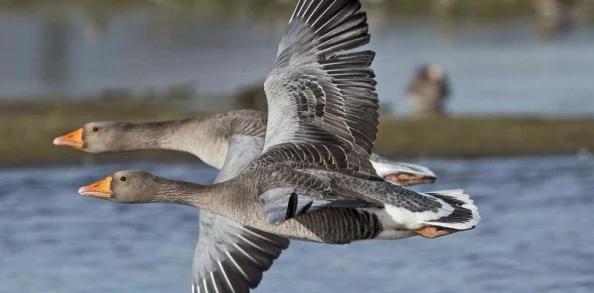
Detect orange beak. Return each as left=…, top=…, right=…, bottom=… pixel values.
left=78, top=176, right=112, bottom=199
left=53, top=128, right=84, bottom=149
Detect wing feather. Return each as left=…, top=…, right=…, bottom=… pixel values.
left=193, top=213, right=290, bottom=293
left=193, top=136, right=289, bottom=293
left=260, top=0, right=380, bottom=180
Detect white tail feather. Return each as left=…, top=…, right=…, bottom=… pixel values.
left=421, top=189, right=480, bottom=230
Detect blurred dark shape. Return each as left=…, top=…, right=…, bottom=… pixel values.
left=234, top=82, right=267, bottom=112
left=378, top=102, right=394, bottom=116
left=534, top=0, right=577, bottom=40
left=39, top=17, right=71, bottom=95
left=406, top=64, right=451, bottom=118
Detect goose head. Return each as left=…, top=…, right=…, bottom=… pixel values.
left=78, top=170, right=160, bottom=203
left=53, top=122, right=127, bottom=153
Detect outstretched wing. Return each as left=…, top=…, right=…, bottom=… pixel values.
left=258, top=0, right=380, bottom=180
left=192, top=136, right=289, bottom=293
left=192, top=212, right=289, bottom=293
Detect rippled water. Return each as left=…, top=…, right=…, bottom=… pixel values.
left=1, top=156, right=593, bottom=292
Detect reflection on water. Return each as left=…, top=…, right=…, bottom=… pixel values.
left=1, top=10, right=594, bottom=116
left=1, top=156, right=593, bottom=292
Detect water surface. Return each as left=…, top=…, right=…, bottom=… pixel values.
left=1, top=156, right=593, bottom=292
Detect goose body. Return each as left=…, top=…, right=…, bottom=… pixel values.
left=75, top=0, right=480, bottom=291
left=79, top=0, right=479, bottom=243
left=54, top=109, right=437, bottom=291
left=54, top=110, right=436, bottom=184
left=192, top=135, right=288, bottom=293
left=55, top=114, right=437, bottom=291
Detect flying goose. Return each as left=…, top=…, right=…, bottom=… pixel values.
left=53, top=109, right=436, bottom=292
left=191, top=134, right=275, bottom=293
left=55, top=110, right=287, bottom=292
left=53, top=110, right=437, bottom=185
left=78, top=0, right=480, bottom=244
left=78, top=0, right=480, bottom=290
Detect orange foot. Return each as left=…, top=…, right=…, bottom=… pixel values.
left=383, top=173, right=436, bottom=187
left=414, top=226, right=457, bottom=238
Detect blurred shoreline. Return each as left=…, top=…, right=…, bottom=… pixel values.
left=2, top=95, right=593, bottom=168
left=1, top=0, right=592, bottom=43
left=1, top=0, right=593, bottom=24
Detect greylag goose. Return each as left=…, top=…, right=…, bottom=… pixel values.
left=191, top=135, right=275, bottom=293
left=56, top=110, right=287, bottom=292
left=80, top=0, right=479, bottom=267
left=53, top=109, right=435, bottom=292
left=407, top=63, right=451, bottom=117
left=53, top=110, right=437, bottom=184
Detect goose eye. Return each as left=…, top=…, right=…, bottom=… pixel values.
left=120, top=176, right=126, bottom=182
left=91, top=127, right=99, bottom=132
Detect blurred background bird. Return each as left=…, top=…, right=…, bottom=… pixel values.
left=406, top=63, right=451, bottom=118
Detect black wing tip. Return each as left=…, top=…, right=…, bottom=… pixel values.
left=287, top=0, right=369, bottom=56
left=292, top=0, right=364, bottom=22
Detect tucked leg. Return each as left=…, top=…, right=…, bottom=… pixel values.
left=414, top=226, right=457, bottom=238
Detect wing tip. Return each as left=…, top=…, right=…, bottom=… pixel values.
left=282, top=0, right=370, bottom=57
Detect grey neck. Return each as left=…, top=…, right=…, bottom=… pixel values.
left=117, top=121, right=175, bottom=150
left=151, top=178, right=225, bottom=208
left=121, top=118, right=229, bottom=169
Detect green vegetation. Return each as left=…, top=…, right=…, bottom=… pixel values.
left=0, top=97, right=203, bottom=167
left=375, top=116, right=594, bottom=157
left=2, top=0, right=594, bottom=24
left=1, top=97, right=593, bottom=167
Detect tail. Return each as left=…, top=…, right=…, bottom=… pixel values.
left=422, top=189, right=480, bottom=231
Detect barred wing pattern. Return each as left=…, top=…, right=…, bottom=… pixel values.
left=192, top=214, right=289, bottom=293
left=258, top=0, right=381, bottom=180
left=193, top=136, right=289, bottom=293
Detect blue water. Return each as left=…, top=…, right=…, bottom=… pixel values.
left=1, top=156, right=593, bottom=292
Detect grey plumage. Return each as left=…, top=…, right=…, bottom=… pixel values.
left=262, top=0, right=380, bottom=180
left=193, top=203, right=289, bottom=293
left=77, top=1, right=479, bottom=290
left=193, top=136, right=289, bottom=293
left=259, top=186, right=377, bottom=225
left=80, top=0, right=478, bottom=243
left=59, top=107, right=439, bottom=293
left=214, top=0, right=477, bottom=238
